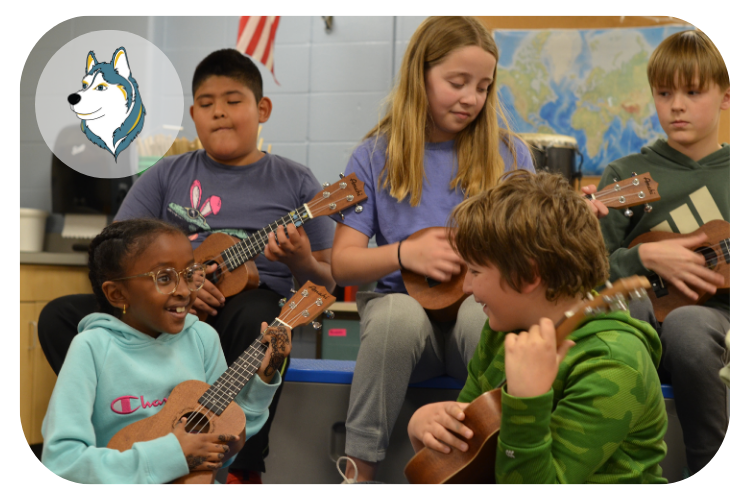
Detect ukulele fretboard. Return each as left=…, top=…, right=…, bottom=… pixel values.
left=220, top=207, right=310, bottom=272
left=198, top=319, right=284, bottom=415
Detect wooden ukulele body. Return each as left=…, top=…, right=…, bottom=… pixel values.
left=107, top=379, right=247, bottom=484
left=193, top=232, right=261, bottom=321
left=401, top=227, right=468, bottom=322
left=628, top=219, right=729, bottom=322
left=404, top=388, right=503, bottom=484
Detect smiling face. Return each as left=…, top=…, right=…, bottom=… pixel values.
left=115, top=231, right=199, bottom=338
left=424, top=45, right=497, bottom=143
left=652, top=74, right=730, bottom=161
left=462, top=261, right=535, bottom=333
left=190, top=75, right=272, bottom=166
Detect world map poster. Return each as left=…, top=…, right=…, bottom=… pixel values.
left=494, top=25, right=692, bottom=175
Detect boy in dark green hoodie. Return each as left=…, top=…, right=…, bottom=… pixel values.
left=598, top=30, right=729, bottom=474
left=407, top=170, right=667, bottom=483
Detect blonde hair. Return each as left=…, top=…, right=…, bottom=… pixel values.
left=449, top=170, right=609, bottom=302
left=648, top=30, right=729, bottom=91
left=367, top=16, right=525, bottom=206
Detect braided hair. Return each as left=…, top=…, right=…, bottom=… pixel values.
left=88, top=218, right=185, bottom=317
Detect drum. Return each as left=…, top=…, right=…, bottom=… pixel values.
left=518, top=133, right=582, bottom=183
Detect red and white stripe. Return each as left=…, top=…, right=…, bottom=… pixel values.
left=237, top=16, right=280, bottom=83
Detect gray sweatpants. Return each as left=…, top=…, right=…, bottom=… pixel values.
left=629, top=299, right=729, bottom=473
left=344, top=291, right=486, bottom=462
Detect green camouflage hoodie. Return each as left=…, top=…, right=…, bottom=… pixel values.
left=458, top=310, right=668, bottom=484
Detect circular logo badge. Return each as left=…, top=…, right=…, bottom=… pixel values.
left=35, top=30, right=183, bottom=179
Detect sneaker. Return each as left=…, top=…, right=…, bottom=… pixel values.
left=226, top=469, right=263, bottom=484
left=337, top=456, right=358, bottom=484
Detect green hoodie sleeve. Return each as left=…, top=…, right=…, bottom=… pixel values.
left=495, top=357, right=648, bottom=483
left=597, top=165, right=651, bottom=281
left=42, top=336, right=189, bottom=484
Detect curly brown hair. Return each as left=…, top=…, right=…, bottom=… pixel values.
left=448, top=170, right=609, bottom=302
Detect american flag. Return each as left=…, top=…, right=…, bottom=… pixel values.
left=237, top=16, right=280, bottom=84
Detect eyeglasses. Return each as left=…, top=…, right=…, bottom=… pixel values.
left=113, top=263, right=206, bottom=295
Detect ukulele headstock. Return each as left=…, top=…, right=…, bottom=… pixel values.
left=556, top=275, right=651, bottom=341
left=307, top=173, right=368, bottom=218
left=276, top=281, right=336, bottom=330
left=593, top=173, right=660, bottom=210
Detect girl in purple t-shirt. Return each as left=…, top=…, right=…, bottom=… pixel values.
left=330, top=16, right=534, bottom=482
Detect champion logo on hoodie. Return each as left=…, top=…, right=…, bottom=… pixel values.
left=111, top=395, right=169, bottom=415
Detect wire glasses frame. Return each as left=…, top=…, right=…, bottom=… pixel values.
left=112, top=263, right=207, bottom=295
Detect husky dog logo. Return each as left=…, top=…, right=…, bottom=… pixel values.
left=67, top=47, right=146, bottom=161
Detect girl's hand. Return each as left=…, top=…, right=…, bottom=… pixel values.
left=407, top=401, right=473, bottom=454
left=400, top=228, right=464, bottom=282
left=639, top=233, right=725, bottom=301
left=264, top=224, right=314, bottom=267
left=505, top=318, right=575, bottom=399
left=581, top=184, right=609, bottom=219
left=173, top=417, right=240, bottom=471
left=258, top=322, right=292, bottom=384
left=189, top=263, right=224, bottom=317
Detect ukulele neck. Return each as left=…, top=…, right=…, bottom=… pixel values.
left=197, top=317, right=288, bottom=415
left=220, top=206, right=312, bottom=272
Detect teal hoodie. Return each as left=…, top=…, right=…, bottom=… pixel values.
left=41, top=313, right=280, bottom=484
left=458, top=310, right=668, bottom=483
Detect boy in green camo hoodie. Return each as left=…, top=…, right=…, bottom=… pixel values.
left=407, top=170, right=668, bottom=483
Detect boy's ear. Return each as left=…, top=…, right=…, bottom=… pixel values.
left=520, top=274, right=543, bottom=295
left=720, top=87, right=730, bottom=110
left=189, top=104, right=195, bottom=122
left=101, top=281, right=128, bottom=311
left=258, top=96, right=272, bottom=123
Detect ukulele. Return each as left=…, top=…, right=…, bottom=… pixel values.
left=402, top=174, right=660, bottom=322
left=107, top=282, right=336, bottom=484
left=628, top=219, right=729, bottom=322
left=403, top=275, right=652, bottom=484
left=193, top=173, right=366, bottom=321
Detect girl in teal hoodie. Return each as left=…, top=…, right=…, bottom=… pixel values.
left=41, top=219, right=289, bottom=483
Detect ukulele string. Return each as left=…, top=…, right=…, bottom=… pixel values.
left=202, top=189, right=353, bottom=283
left=594, top=191, right=652, bottom=204
left=693, top=240, right=730, bottom=267
left=188, top=298, right=315, bottom=434
left=592, top=179, right=642, bottom=198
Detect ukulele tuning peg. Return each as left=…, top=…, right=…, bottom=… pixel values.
left=278, top=298, right=287, bottom=307
left=605, top=280, right=613, bottom=288
left=631, top=172, right=637, bottom=177
left=644, top=204, right=653, bottom=213
left=324, top=310, right=335, bottom=319
left=624, top=208, right=634, bottom=218
left=355, top=205, right=364, bottom=213
left=312, top=321, right=322, bottom=330
left=612, top=177, right=619, bottom=182
left=339, top=173, right=345, bottom=179
left=339, top=211, right=345, bottom=222
left=290, top=288, right=297, bottom=294
left=322, top=182, right=331, bottom=188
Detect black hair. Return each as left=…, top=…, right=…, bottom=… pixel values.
left=192, top=48, right=263, bottom=103
left=88, top=218, right=185, bottom=317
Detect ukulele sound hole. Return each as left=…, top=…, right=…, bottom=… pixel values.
left=179, top=412, right=211, bottom=434
left=696, top=246, right=719, bottom=270
left=204, top=260, right=221, bottom=284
